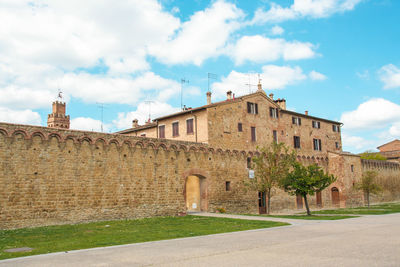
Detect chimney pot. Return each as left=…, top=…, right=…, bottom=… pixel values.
left=227, top=90, right=232, bottom=100
left=206, top=91, right=212, bottom=105
left=132, top=119, right=139, bottom=128
left=269, top=93, right=274, bottom=100
left=305, top=111, right=308, bottom=115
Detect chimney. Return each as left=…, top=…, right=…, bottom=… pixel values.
left=206, top=91, right=212, bottom=105
left=275, top=99, right=286, bottom=110
left=227, top=90, right=232, bottom=100
left=132, top=119, right=139, bottom=128
left=305, top=111, right=308, bottom=115
left=269, top=93, right=274, bottom=100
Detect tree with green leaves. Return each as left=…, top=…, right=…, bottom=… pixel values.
left=354, top=171, right=382, bottom=207
left=359, top=151, right=387, bottom=161
left=245, top=142, right=296, bottom=214
left=281, top=162, right=336, bottom=216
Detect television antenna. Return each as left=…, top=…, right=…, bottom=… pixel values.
left=180, top=78, right=189, bottom=110
left=96, top=102, right=107, bottom=132
left=245, top=73, right=257, bottom=94
left=144, top=100, right=154, bottom=122
left=207, top=73, right=218, bottom=92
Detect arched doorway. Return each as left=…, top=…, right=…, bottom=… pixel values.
left=185, top=175, right=207, bottom=212
left=331, top=187, right=340, bottom=206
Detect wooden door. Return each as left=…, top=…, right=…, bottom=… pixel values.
left=296, top=194, right=303, bottom=209
left=331, top=187, right=340, bottom=206
left=258, top=192, right=266, bottom=214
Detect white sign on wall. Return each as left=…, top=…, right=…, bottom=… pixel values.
left=192, top=203, right=197, bottom=209
left=248, top=170, right=254, bottom=179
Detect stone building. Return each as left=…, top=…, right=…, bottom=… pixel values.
left=118, top=83, right=342, bottom=155
left=377, top=139, right=400, bottom=161
left=47, top=100, right=70, bottom=129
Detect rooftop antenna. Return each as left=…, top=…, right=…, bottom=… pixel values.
left=96, top=102, right=107, bottom=132
left=208, top=73, right=217, bottom=92
left=144, top=100, right=154, bottom=122
left=181, top=78, right=189, bottom=110
left=245, top=73, right=257, bottom=94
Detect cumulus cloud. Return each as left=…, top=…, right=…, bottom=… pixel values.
left=341, top=132, right=373, bottom=151
left=70, top=117, right=111, bottom=133
left=340, top=98, right=400, bottom=131
left=211, top=65, right=307, bottom=99
left=230, top=35, right=316, bottom=65
left=149, top=0, right=244, bottom=65
left=309, top=70, right=327, bottom=80
left=113, top=101, right=180, bottom=130
left=271, top=25, right=284, bottom=35
left=0, top=107, right=41, bottom=125
left=252, top=0, right=363, bottom=24
left=378, top=64, right=400, bottom=89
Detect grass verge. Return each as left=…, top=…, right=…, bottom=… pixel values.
left=312, top=202, right=400, bottom=215
left=0, top=216, right=288, bottom=260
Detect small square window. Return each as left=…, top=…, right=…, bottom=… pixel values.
left=351, top=165, right=354, bottom=172
left=292, top=116, right=301, bottom=126
left=172, top=122, right=179, bottom=137
left=186, top=119, right=194, bottom=134
left=225, top=181, right=231, bottom=191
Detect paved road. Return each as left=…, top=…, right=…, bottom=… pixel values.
left=1, top=213, right=400, bottom=267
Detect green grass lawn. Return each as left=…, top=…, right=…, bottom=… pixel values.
left=0, top=216, right=288, bottom=260
left=312, top=202, right=400, bottom=215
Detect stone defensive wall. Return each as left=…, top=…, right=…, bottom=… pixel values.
left=0, top=122, right=263, bottom=229
left=361, top=158, right=400, bottom=173
left=0, top=122, right=337, bottom=229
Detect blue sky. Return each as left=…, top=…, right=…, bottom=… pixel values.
left=1, top=0, right=400, bottom=153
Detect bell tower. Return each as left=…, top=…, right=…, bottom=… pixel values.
left=47, top=90, right=70, bottom=129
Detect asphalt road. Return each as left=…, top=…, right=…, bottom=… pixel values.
left=1, top=213, right=399, bottom=267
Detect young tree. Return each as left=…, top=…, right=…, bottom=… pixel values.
left=354, top=171, right=382, bottom=207
left=245, top=142, right=296, bottom=214
left=281, top=163, right=336, bottom=216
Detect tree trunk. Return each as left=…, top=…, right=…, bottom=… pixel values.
left=303, top=194, right=311, bottom=216
left=367, top=191, right=370, bottom=207
left=267, top=189, right=271, bottom=214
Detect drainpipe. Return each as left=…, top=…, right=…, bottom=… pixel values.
left=191, top=110, right=198, bottom=143
left=156, top=120, right=158, bottom=138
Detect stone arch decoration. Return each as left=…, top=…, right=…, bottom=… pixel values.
left=0, top=128, right=8, bottom=137
left=189, top=146, right=197, bottom=152
left=12, top=129, right=28, bottom=139
left=78, top=136, right=93, bottom=145
left=48, top=132, right=62, bottom=142
left=30, top=131, right=47, bottom=141
left=157, top=143, right=168, bottom=151
left=108, top=139, right=120, bottom=147
left=134, top=141, right=144, bottom=148
left=169, top=144, right=178, bottom=151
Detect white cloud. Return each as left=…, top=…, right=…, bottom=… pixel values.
left=378, top=64, right=400, bottom=89
left=0, top=107, right=41, bottom=125
left=341, top=132, right=373, bottom=151
left=113, top=101, right=180, bottom=130
left=309, top=70, right=327, bottom=80
left=271, top=25, right=284, bottom=35
left=70, top=117, right=110, bottom=133
left=230, top=35, right=316, bottom=65
left=148, top=0, right=244, bottom=65
left=252, top=0, right=363, bottom=24
left=340, top=98, right=400, bottom=131
left=211, top=65, right=307, bottom=99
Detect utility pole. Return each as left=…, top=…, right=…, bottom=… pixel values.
left=181, top=78, right=189, bottom=110
left=96, top=102, right=106, bottom=132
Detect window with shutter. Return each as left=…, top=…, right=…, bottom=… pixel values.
left=172, top=122, right=179, bottom=137
left=159, top=125, right=165, bottom=138
left=273, top=130, right=277, bottom=143
left=294, top=136, right=300, bottom=148
left=186, top=119, right=193, bottom=134
left=251, top=127, right=256, bottom=142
